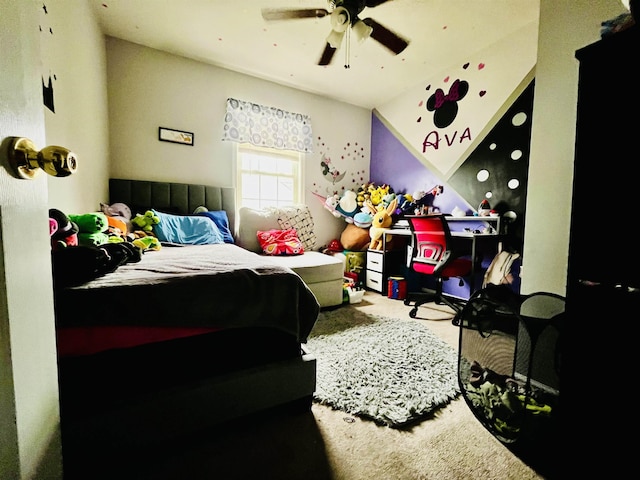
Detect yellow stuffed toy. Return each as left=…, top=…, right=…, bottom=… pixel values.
left=132, top=210, right=160, bottom=233
left=367, top=198, right=397, bottom=250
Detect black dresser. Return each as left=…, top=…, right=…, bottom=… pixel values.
left=568, top=24, right=640, bottom=464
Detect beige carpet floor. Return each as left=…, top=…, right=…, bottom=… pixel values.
left=93, top=291, right=548, bottom=480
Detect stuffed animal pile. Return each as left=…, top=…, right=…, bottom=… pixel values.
left=318, top=181, right=446, bottom=253
left=48, top=204, right=164, bottom=288
left=100, top=203, right=161, bottom=251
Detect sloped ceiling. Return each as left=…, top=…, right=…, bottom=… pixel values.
left=90, top=0, right=540, bottom=109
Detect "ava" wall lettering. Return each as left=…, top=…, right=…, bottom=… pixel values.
left=422, top=127, right=472, bottom=152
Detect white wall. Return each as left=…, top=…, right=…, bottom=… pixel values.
left=44, top=0, right=110, bottom=214
left=521, top=0, right=626, bottom=295
left=105, top=37, right=372, bottom=249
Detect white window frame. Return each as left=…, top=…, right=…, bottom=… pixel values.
left=235, top=143, right=304, bottom=209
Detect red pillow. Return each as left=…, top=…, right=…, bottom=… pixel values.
left=256, top=228, right=305, bottom=256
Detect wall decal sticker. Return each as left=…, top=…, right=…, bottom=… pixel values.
left=40, top=2, right=56, bottom=113
left=315, top=136, right=367, bottom=186
left=416, top=61, right=486, bottom=156
left=426, top=78, right=469, bottom=128
left=312, top=136, right=368, bottom=205
left=320, top=155, right=346, bottom=184
left=43, top=75, right=55, bottom=113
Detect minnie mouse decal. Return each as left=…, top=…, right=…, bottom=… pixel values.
left=426, top=78, right=469, bottom=129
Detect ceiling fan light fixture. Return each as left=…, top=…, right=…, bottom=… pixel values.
left=352, top=19, right=373, bottom=42
left=326, top=29, right=345, bottom=48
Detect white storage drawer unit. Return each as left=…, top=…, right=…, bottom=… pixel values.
left=366, top=249, right=385, bottom=293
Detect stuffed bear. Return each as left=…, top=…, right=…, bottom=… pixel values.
left=340, top=223, right=370, bottom=251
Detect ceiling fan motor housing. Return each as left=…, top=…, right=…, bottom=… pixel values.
left=331, top=0, right=367, bottom=24
left=263, top=0, right=407, bottom=66
left=330, top=7, right=350, bottom=32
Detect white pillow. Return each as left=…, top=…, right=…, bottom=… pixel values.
left=276, top=204, right=317, bottom=251
left=237, top=207, right=280, bottom=253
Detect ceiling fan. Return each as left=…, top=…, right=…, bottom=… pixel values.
left=261, top=0, right=409, bottom=67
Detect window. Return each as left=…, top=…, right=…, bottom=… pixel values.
left=236, top=143, right=303, bottom=209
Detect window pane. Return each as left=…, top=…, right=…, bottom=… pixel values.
left=278, top=160, right=294, bottom=175
left=242, top=173, right=260, bottom=198
left=260, top=176, right=278, bottom=201
left=237, top=144, right=301, bottom=209
left=242, top=155, right=260, bottom=171
left=278, top=178, right=294, bottom=201
left=261, top=157, right=278, bottom=174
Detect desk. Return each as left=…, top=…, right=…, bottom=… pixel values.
left=371, top=215, right=503, bottom=296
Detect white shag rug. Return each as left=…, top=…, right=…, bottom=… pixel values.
left=306, top=309, right=460, bottom=428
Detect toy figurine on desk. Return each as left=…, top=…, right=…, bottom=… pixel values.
left=413, top=184, right=444, bottom=216
left=478, top=199, right=492, bottom=216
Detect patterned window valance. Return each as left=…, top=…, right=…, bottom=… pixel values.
left=222, top=98, right=313, bottom=153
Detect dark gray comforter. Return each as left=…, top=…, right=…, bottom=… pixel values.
left=54, top=243, right=320, bottom=342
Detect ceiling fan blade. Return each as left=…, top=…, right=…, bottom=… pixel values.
left=262, top=8, right=329, bottom=21
left=364, top=0, right=393, bottom=7
left=318, top=43, right=337, bottom=66
left=362, top=18, right=409, bottom=55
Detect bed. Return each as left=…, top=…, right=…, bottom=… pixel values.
left=55, top=178, right=320, bottom=449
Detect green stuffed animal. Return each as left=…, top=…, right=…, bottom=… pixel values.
left=132, top=210, right=160, bottom=232
left=68, top=212, right=108, bottom=234
left=132, top=235, right=161, bottom=251
left=67, top=212, right=110, bottom=247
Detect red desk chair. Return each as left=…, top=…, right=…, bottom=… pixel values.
left=404, top=214, right=473, bottom=319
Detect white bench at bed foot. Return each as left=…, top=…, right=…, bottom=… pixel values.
left=266, top=251, right=344, bottom=308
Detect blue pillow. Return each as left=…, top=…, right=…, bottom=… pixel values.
left=152, top=210, right=224, bottom=245
left=196, top=210, right=234, bottom=244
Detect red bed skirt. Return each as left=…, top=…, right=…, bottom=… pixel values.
left=56, top=325, right=220, bottom=357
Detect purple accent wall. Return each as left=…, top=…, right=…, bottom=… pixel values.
left=369, top=113, right=469, bottom=216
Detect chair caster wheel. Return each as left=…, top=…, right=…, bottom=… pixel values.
left=409, top=308, right=417, bottom=318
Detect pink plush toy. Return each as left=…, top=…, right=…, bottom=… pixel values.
left=49, top=208, right=79, bottom=250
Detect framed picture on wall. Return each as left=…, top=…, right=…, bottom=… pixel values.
left=158, top=127, right=194, bottom=146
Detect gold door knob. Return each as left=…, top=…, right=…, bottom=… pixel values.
left=7, top=137, right=78, bottom=179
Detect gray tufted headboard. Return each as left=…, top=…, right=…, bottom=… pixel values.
left=109, top=178, right=236, bottom=233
